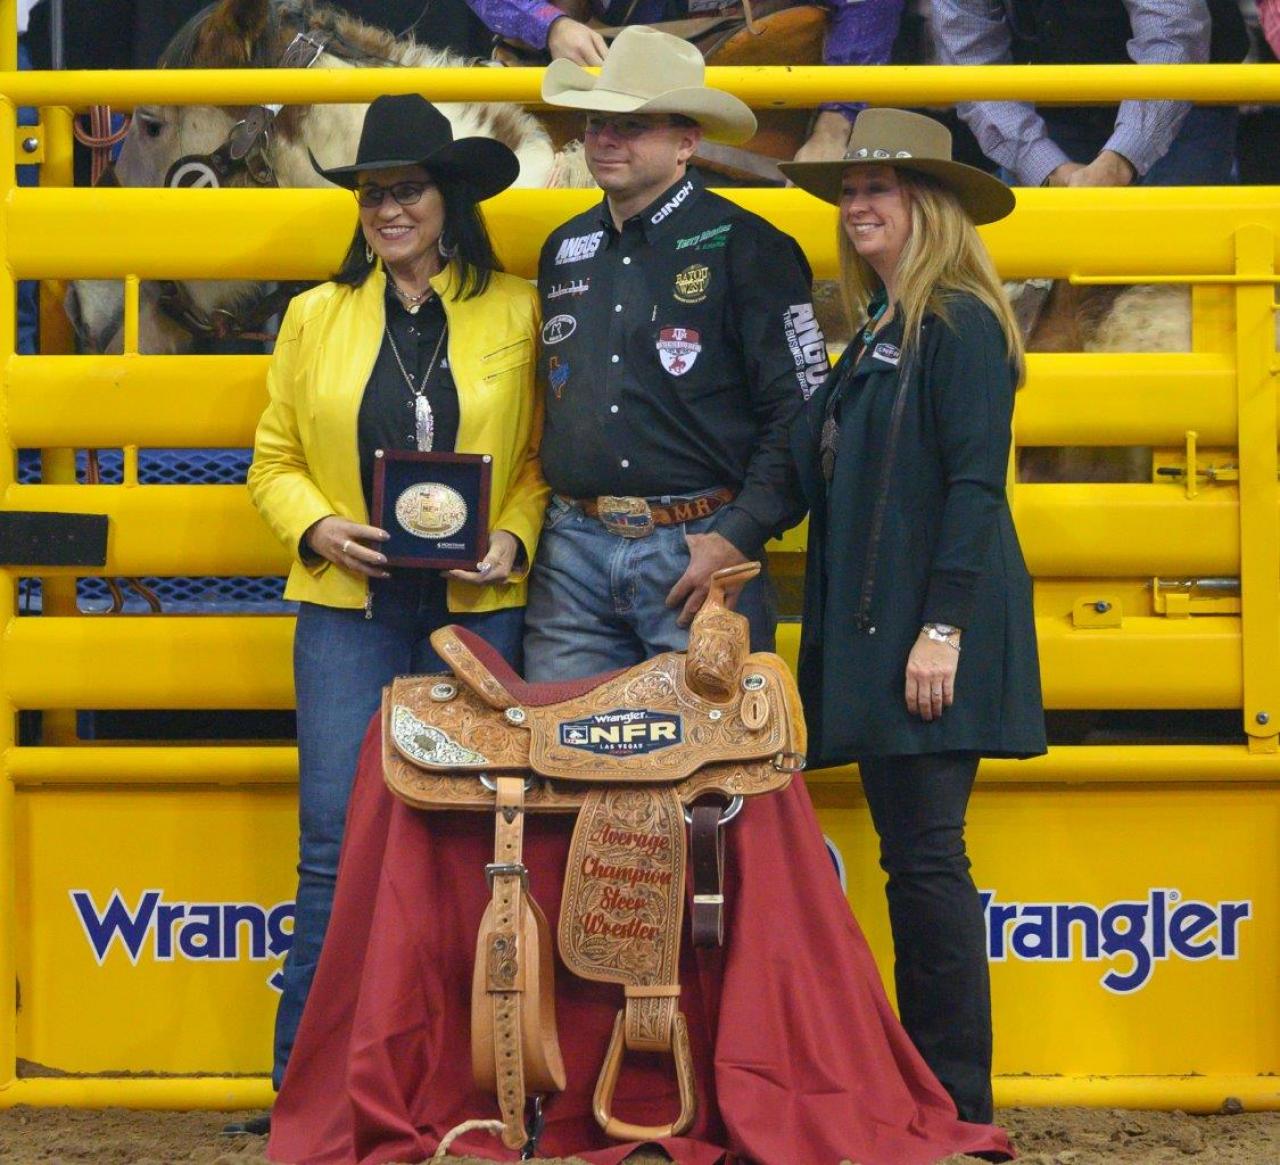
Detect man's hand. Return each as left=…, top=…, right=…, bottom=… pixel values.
left=445, top=529, right=520, bottom=585
left=1044, top=161, right=1086, bottom=187
left=305, top=515, right=390, bottom=578
left=791, top=110, right=853, bottom=164
left=665, top=531, right=750, bottom=627
left=547, top=17, right=607, bottom=66
left=1065, top=150, right=1136, bottom=187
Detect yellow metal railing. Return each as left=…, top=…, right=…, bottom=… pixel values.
left=1, top=0, right=1279, bottom=1109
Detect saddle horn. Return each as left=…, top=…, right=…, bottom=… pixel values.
left=685, top=561, right=761, bottom=703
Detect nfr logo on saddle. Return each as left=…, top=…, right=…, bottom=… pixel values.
left=382, top=563, right=806, bottom=1149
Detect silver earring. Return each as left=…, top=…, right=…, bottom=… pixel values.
left=438, top=236, right=455, bottom=260
left=365, top=242, right=374, bottom=263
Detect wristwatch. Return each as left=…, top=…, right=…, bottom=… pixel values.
left=921, top=622, right=962, bottom=651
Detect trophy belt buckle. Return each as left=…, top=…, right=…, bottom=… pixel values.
left=596, top=495, right=655, bottom=539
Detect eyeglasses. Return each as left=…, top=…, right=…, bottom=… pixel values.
left=355, top=180, right=432, bottom=208
left=583, top=114, right=684, bottom=140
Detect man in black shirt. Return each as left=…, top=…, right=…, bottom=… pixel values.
left=524, top=26, right=828, bottom=680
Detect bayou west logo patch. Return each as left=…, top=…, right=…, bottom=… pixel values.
left=656, top=326, right=701, bottom=376
left=560, top=709, right=683, bottom=756
left=542, top=314, right=577, bottom=345
left=674, top=263, right=711, bottom=304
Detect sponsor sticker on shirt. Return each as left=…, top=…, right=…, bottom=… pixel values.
left=548, top=355, right=570, bottom=399
left=542, top=314, right=577, bottom=345
left=656, top=326, right=701, bottom=376
left=673, top=263, right=710, bottom=304
left=547, top=278, right=590, bottom=300
left=554, top=231, right=604, bottom=265
left=782, top=302, right=830, bottom=398
left=872, top=341, right=901, bottom=366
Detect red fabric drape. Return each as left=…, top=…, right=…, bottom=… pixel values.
left=269, top=722, right=1012, bottom=1165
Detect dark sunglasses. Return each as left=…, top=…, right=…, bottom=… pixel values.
left=583, top=114, right=685, bottom=140
left=355, top=180, right=433, bottom=208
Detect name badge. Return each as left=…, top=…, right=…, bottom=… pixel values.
left=872, top=342, right=901, bottom=366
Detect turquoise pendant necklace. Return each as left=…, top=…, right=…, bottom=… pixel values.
left=861, top=292, right=890, bottom=347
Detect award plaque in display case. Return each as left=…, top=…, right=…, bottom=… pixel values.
left=371, top=449, right=492, bottom=569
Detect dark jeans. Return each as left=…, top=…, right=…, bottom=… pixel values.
left=858, top=751, right=992, bottom=1124
left=274, top=577, right=524, bottom=1089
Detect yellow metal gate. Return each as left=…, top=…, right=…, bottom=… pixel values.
left=1, top=0, right=1279, bottom=1109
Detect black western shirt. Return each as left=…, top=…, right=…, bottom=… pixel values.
left=536, top=172, right=829, bottom=556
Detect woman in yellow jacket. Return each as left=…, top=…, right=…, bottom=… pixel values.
left=246, top=95, right=547, bottom=1098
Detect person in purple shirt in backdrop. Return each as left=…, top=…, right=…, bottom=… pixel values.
left=484, top=0, right=908, bottom=159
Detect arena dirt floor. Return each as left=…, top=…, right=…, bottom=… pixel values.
left=1, top=1105, right=1279, bottom=1164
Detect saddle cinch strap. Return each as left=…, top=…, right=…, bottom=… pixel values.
left=382, top=563, right=807, bottom=1149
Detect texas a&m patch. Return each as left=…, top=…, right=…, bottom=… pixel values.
left=656, top=326, right=701, bottom=376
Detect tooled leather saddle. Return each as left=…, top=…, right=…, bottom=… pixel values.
left=382, top=561, right=806, bottom=1150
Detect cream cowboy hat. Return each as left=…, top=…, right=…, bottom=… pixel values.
left=541, top=25, right=757, bottom=145
left=779, top=108, right=1015, bottom=225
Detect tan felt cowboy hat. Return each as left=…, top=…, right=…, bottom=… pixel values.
left=541, top=25, right=757, bottom=145
left=780, top=108, right=1016, bottom=225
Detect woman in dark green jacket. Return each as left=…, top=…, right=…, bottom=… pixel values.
left=781, top=110, right=1046, bottom=1128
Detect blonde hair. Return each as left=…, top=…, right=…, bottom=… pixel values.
left=837, top=170, right=1025, bottom=384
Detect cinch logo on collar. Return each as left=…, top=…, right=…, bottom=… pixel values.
left=70, top=888, right=294, bottom=991
left=560, top=708, right=683, bottom=755
left=650, top=180, right=694, bottom=225
left=555, top=231, right=604, bottom=265
left=982, top=888, right=1252, bottom=994
left=783, top=303, right=829, bottom=398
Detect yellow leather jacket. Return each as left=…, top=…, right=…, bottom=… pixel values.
left=247, top=264, right=547, bottom=612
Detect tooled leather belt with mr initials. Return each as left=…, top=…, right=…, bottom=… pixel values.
left=567, top=488, right=735, bottom=539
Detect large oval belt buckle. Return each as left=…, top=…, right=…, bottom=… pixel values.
left=597, top=495, right=655, bottom=539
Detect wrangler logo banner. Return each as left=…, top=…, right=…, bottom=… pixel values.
left=559, top=709, right=683, bottom=756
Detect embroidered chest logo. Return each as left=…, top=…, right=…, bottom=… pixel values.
left=547, top=278, right=590, bottom=300
left=872, top=342, right=901, bottom=366
left=673, top=263, right=711, bottom=304
left=548, top=355, right=570, bottom=399
left=554, top=231, right=604, bottom=265
left=542, top=314, right=577, bottom=345
left=656, top=326, right=702, bottom=376
left=675, top=224, right=731, bottom=251
left=559, top=708, right=683, bottom=756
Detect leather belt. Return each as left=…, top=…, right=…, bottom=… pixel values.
left=569, top=488, right=736, bottom=538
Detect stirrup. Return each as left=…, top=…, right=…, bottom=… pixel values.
left=592, top=1009, right=697, bottom=1141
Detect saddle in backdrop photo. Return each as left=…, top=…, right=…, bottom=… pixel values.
left=382, top=561, right=804, bottom=1149
left=495, top=0, right=828, bottom=182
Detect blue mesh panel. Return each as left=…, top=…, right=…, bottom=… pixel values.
left=16, top=448, right=291, bottom=613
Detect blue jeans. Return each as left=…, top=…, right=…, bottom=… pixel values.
left=1040, top=105, right=1238, bottom=186
left=273, top=577, right=524, bottom=1089
left=523, top=496, right=777, bottom=681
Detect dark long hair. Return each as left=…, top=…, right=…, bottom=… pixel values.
left=332, top=173, right=503, bottom=300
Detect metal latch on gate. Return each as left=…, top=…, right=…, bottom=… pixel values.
left=1152, top=577, right=1241, bottom=618
left=1153, top=432, right=1238, bottom=499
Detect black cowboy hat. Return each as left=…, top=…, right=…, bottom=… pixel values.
left=310, top=93, right=519, bottom=201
